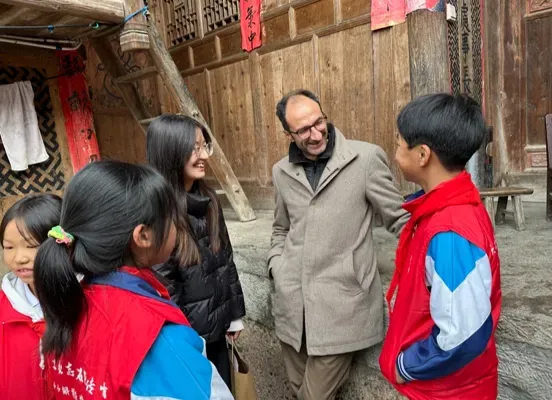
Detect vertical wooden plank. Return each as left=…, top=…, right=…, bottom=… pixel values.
left=249, top=52, right=270, bottom=185
left=334, top=0, right=342, bottom=23
left=319, top=25, right=375, bottom=142
left=372, top=28, right=394, bottom=152
left=312, top=34, right=321, bottom=96
left=215, top=35, right=222, bottom=60
left=489, top=0, right=525, bottom=180
left=209, top=60, right=257, bottom=180
left=184, top=71, right=211, bottom=126
left=205, top=69, right=217, bottom=134
left=525, top=16, right=552, bottom=146
left=289, top=7, right=297, bottom=39
left=188, top=45, right=195, bottom=68
left=391, top=22, right=414, bottom=191
left=196, top=0, right=205, bottom=38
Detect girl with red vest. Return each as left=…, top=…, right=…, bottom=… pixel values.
left=33, top=160, right=234, bottom=400
left=380, top=94, right=502, bottom=400
left=0, top=194, right=62, bottom=399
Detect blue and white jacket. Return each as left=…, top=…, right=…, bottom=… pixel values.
left=396, top=231, right=493, bottom=381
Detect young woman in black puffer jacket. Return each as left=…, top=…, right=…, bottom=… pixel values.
left=146, top=114, right=246, bottom=390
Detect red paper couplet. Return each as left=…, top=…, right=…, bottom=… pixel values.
left=240, top=0, right=262, bottom=52
left=56, top=50, right=100, bottom=173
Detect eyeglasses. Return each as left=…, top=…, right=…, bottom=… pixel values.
left=288, top=115, right=328, bottom=139
left=194, top=142, right=213, bottom=157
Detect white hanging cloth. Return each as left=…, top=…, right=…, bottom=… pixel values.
left=0, top=81, right=49, bottom=171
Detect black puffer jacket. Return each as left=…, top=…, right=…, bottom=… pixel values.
left=154, top=189, right=246, bottom=344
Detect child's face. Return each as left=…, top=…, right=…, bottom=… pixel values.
left=133, top=221, right=177, bottom=268
left=156, top=221, right=177, bottom=265
left=2, top=220, right=39, bottom=287
left=394, top=134, right=420, bottom=183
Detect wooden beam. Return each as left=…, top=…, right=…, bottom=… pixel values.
left=115, top=66, right=157, bottom=84
left=406, top=9, right=449, bottom=97
left=89, top=36, right=151, bottom=126
left=0, top=0, right=125, bottom=23
left=147, top=22, right=256, bottom=222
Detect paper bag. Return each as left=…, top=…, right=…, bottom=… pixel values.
left=228, top=340, right=257, bottom=400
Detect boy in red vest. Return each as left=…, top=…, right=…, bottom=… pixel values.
left=379, top=93, right=502, bottom=400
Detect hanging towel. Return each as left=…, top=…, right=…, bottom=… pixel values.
left=0, top=81, right=49, bottom=171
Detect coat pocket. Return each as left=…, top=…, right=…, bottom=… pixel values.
left=342, top=252, right=363, bottom=296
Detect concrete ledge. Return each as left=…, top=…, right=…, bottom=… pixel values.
left=226, top=204, right=552, bottom=399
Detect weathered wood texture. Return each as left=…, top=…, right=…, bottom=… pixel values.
left=0, top=5, right=99, bottom=39
left=406, top=9, right=449, bottom=98
left=0, top=0, right=125, bottom=23
left=94, top=108, right=146, bottom=163
left=485, top=0, right=552, bottom=184
left=85, top=39, right=157, bottom=164
left=120, top=0, right=150, bottom=52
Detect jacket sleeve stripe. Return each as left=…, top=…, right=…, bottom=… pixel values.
left=131, top=324, right=233, bottom=400
left=399, top=232, right=493, bottom=381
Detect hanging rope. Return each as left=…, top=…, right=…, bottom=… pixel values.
left=123, top=5, right=150, bottom=23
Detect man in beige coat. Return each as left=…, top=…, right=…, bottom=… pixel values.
left=268, top=89, right=409, bottom=400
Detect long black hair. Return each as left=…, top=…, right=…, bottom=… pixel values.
left=146, top=114, right=221, bottom=264
left=0, top=194, right=62, bottom=247
left=34, top=160, right=180, bottom=358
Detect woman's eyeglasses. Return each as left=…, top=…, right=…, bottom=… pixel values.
left=194, top=142, right=213, bottom=157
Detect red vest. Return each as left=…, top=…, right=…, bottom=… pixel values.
left=44, top=267, right=189, bottom=400
left=0, top=291, right=46, bottom=399
left=379, top=172, right=502, bottom=400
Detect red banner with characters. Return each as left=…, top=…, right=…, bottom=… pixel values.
left=240, top=0, right=262, bottom=52
left=56, top=51, right=100, bottom=173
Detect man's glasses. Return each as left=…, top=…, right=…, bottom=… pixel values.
left=288, top=115, right=328, bottom=139
left=194, top=142, right=213, bottom=157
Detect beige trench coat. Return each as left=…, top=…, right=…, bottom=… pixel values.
left=268, top=129, right=409, bottom=356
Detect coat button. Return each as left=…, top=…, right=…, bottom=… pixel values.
left=296, top=172, right=300, bottom=176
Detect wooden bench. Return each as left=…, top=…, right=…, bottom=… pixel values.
left=480, top=187, right=534, bottom=231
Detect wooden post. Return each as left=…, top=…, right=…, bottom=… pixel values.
left=146, top=22, right=256, bottom=222
left=406, top=9, right=449, bottom=97
left=120, top=0, right=150, bottom=52
left=0, top=0, right=125, bottom=23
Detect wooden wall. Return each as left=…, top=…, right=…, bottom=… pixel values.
left=147, top=0, right=413, bottom=208
left=85, top=41, right=149, bottom=165
left=485, top=0, right=552, bottom=189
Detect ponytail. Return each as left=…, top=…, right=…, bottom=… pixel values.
left=34, top=237, right=84, bottom=358
left=32, top=160, right=180, bottom=358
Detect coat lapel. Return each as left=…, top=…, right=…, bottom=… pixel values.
left=315, top=129, right=357, bottom=195
left=278, top=160, right=315, bottom=195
